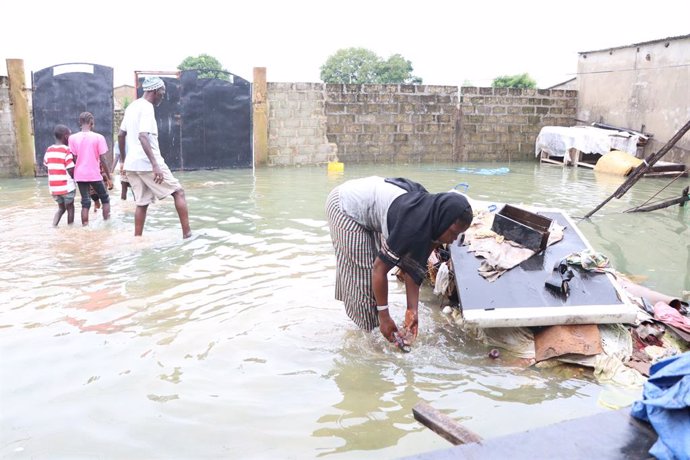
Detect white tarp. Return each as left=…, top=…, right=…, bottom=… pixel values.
left=535, top=125, right=640, bottom=158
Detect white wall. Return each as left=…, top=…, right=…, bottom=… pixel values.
left=577, top=36, right=690, bottom=164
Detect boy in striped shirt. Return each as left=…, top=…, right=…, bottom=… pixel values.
left=43, top=124, right=76, bottom=226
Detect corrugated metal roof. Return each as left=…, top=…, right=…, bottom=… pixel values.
left=578, top=33, right=690, bottom=55
left=547, top=77, right=576, bottom=89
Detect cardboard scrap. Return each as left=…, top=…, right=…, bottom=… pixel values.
left=625, top=350, right=651, bottom=377
left=534, top=324, right=603, bottom=362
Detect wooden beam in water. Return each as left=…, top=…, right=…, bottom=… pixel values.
left=540, top=157, right=564, bottom=166
left=412, top=402, right=483, bottom=446
left=626, top=186, right=689, bottom=212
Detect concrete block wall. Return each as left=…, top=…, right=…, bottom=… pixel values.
left=460, top=87, right=578, bottom=161
left=0, top=76, right=19, bottom=176
left=266, top=82, right=336, bottom=166
left=3, top=79, right=580, bottom=175
left=264, top=84, right=576, bottom=165
left=324, top=84, right=458, bottom=163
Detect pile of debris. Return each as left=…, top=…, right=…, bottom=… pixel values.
left=426, top=217, right=689, bottom=389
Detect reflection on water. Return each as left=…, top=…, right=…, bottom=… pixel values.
left=0, top=162, right=687, bottom=458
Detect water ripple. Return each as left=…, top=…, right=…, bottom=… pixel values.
left=0, top=164, right=686, bottom=458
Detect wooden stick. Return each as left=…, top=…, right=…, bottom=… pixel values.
left=584, top=118, right=690, bottom=219
left=613, top=120, right=689, bottom=199
left=412, top=402, right=483, bottom=445
left=626, top=186, right=689, bottom=212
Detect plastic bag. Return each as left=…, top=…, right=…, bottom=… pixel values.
left=433, top=262, right=450, bottom=296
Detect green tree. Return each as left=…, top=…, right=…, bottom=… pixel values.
left=491, top=73, right=537, bottom=88
left=377, top=54, right=422, bottom=84
left=178, top=54, right=230, bottom=80
left=320, top=48, right=422, bottom=84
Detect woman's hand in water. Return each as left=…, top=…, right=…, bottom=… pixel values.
left=403, top=308, right=418, bottom=339
left=378, top=309, right=398, bottom=342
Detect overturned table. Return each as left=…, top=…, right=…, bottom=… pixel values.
left=450, top=209, right=638, bottom=328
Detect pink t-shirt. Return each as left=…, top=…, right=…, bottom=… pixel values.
left=69, top=131, right=109, bottom=182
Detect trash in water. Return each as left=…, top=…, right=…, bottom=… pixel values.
left=393, top=331, right=412, bottom=353
left=456, top=167, right=510, bottom=176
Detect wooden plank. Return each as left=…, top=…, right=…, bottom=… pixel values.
left=627, top=186, right=689, bottom=212
left=571, top=148, right=581, bottom=167
left=540, top=157, right=564, bottom=166
left=643, top=170, right=688, bottom=178
left=412, top=402, right=483, bottom=446
left=648, top=162, right=687, bottom=173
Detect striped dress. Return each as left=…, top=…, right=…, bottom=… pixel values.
left=43, top=144, right=75, bottom=195
left=325, top=177, right=406, bottom=330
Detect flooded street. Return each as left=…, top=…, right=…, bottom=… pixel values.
left=1, top=162, right=688, bottom=459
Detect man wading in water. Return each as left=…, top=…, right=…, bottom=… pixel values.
left=117, top=76, right=191, bottom=239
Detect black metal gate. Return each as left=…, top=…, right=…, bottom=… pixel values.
left=32, top=63, right=113, bottom=176
left=136, top=69, right=252, bottom=170
left=136, top=75, right=183, bottom=170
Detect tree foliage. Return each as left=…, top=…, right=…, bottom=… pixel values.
left=491, top=73, right=537, bottom=89
left=178, top=54, right=230, bottom=80
left=320, top=48, right=422, bottom=84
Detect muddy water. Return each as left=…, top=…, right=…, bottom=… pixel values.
left=1, top=162, right=687, bottom=459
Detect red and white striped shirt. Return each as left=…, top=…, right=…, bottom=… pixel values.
left=43, top=144, right=76, bottom=195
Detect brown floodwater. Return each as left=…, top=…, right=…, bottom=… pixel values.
left=1, top=162, right=687, bottom=458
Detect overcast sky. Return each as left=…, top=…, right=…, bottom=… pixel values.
left=2, top=0, right=688, bottom=88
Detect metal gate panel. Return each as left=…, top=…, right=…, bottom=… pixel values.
left=32, top=63, right=113, bottom=176
left=179, top=70, right=252, bottom=169
left=134, top=70, right=252, bottom=170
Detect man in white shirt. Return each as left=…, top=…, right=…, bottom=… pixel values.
left=117, top=76, right=191, bottom=238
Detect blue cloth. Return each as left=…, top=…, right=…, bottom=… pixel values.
left=631, top=352, right=690, bottom=459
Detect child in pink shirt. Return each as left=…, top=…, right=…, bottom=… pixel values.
left=69, top=112, right=112, bottom=226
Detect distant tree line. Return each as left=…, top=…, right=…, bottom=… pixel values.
left=176, top=52, right=537, bottom=88
left=320, top=48, right=422, bottom=84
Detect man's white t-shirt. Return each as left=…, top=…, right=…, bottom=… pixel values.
left=120, top=98, right=166, bottom=171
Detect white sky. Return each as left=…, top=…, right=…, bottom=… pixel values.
left=2, top=0, right=688, bottom=88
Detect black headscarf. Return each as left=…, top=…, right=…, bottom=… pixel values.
left=381, top=190, right=473, bottom=285
left=384, top=177, right=428, bottom=193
